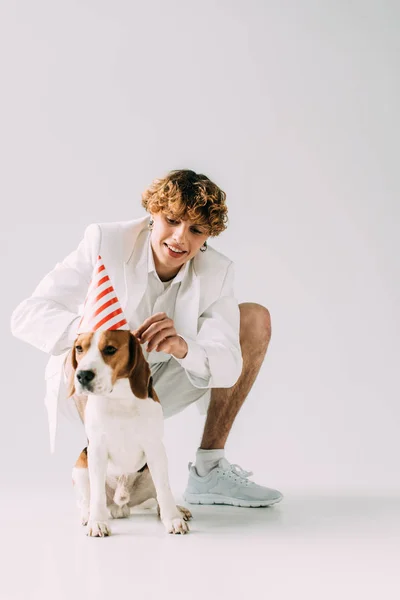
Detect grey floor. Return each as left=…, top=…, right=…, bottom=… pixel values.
left=2, top=485, right=399, bottom=600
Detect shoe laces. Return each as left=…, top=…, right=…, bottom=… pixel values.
left=189, top=460, right=256, bottom=485
left=221, top=462, right=255, bottom=486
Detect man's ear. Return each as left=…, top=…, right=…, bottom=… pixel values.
left=128, top=333, right=151, bottom=399
left=66, top=346, right=78, bottom=398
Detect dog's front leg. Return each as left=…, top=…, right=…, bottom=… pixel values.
left=144, top=441, right=189, bottom=534
left=86, top=439, right=111, bottom=537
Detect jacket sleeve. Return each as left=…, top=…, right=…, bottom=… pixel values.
left=10, top=223, right=101, bottom=355
left=174, top=262, right=243, bottom=389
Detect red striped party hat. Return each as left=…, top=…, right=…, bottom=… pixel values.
left=77, top=255, right=129, bottom=333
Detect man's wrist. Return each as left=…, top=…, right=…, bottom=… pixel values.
left=172, top=335, right=188, bottom=359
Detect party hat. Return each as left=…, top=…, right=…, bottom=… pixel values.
left=77, top=255, right=129, bottom=333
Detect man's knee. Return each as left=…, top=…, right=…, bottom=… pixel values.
left=239, top=302, right=271, bottom=345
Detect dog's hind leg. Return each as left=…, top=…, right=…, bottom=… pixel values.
left=129, top=467, right=192, bottom=521
left=128, top=465, right=158, bottom=510
left=107, top=468, right=157, bottom=517
left=72, top=447, right=90, bottom=525
left=108, top=474, right=131, bottom=519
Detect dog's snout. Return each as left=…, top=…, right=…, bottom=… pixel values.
left=77, top=370, right=96, bottom=386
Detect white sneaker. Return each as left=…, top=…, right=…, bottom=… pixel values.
left=183, top=458, right=283, bottom=507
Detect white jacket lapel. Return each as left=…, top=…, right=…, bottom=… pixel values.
left=173, top=262, right=200, bottom=341
left=122, top=227, right=149, bottom=324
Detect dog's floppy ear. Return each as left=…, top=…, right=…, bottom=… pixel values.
left=66, top=345, right=78, bottom=398
left=128, top=333, right=151, bottom=399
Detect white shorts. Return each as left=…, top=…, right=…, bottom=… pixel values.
left=150, top=359, right=211, bottom=418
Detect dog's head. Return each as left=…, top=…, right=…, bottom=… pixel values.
left=67, top=330, right=151, bottom=399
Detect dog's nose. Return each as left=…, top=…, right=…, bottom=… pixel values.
left=77, top=370, right=96, bottom=386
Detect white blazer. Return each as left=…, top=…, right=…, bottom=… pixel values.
left=10, top=215, right=242, bottom=452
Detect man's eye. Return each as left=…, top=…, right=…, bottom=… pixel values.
left=104, top=346, right=117, bottom=355
left=75, top=345, right=83, bottom=353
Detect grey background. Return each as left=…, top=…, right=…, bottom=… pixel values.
left=1, top=0, right=399, bottom=495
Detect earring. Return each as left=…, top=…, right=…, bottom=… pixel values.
left=200, top=241, right=207, bottom=252
left=148, top=218, right=154, bottom=230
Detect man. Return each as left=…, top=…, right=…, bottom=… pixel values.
left=11, top=169, right=283, bottom=507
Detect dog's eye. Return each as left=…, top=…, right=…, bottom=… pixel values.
left=104, top=346, right=117, bottom=355
left=75, top=345, right=83, bottom=353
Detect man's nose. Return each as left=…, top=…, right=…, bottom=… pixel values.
left=77, top=370, right=96, bottom=386
left=173, top=223, right=188, bottom=244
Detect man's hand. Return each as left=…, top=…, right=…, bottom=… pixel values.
left=133, top=312, right=188, bottom=359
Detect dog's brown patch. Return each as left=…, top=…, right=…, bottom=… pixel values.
left=98, top=330, right=132, bottom=378
left=67, top=332, right=95, bottom=398
left=74, top=332, right=95, bottom=363
left=74, top=447, right=88, bottom=468
left=149, top=379, right=160, bottom=404
left=98, top=331, right=156, bottom=400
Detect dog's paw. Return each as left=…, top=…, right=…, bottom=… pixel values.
left=162, top=515, right=190, bottom=535
left=109, top=504, right=130, bottom=519
left=86, top=520, right=111, bottom=537
left=177, top=505, right=192, bottom=521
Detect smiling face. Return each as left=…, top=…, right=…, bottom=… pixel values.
left=150, top=211, right=210, bottom=281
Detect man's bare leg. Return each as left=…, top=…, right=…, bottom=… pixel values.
left=200, top=302, right=271, bottom=450
left=185, top=302, right=282, bottom=505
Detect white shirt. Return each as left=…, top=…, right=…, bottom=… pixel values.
left=131, top=231, right=187, bottom=366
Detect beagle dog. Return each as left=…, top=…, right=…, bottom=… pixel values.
left=68, top=329, right=192, bottom=536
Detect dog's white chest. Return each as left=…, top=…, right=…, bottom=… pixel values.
left=85, top=394, right=163, bottom=474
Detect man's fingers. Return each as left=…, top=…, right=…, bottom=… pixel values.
left=154, top=338, right=172, bottom=353
left=140, top=319, right=174, bottom=343
left=134, top=312, right=167, bottom=339
left=147, top=328, right=176, bottom=352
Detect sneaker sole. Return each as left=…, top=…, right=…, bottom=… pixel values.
left=182, top=492, right=283, bottom=508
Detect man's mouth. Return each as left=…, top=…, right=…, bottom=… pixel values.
left=164, top=243, right=187, bottom=257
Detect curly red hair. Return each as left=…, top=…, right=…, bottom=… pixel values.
left=141, top=170, right=228, bottom=236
